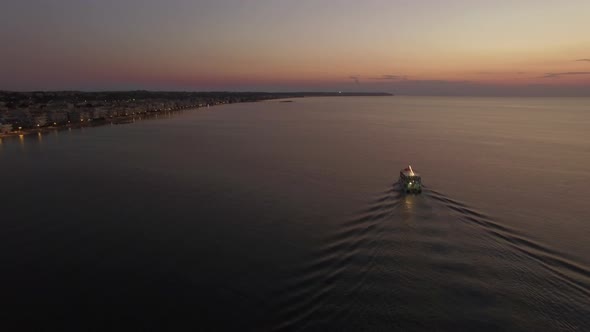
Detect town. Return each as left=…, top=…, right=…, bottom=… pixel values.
left=0, top=91, right=291, bottom=137
left=0, top=91, right=391, bottom=138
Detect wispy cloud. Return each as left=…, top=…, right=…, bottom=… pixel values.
left=476, top=71, right=526, bottom=75
left=349, top=75, right=360, bottom=84
left=575, top=59, right=590, bottom=62
left=325, top=78, right=590, bottom=96
left=371, top=74, right=408, bottom=80
left=540, top=71, right=590, bottom=79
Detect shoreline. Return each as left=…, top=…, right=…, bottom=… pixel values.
left=0, top=92, right=394, bottom=140
left=1, top=103, right=222, bottom=140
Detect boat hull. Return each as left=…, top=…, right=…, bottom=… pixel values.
left=400, top=178, right=422, bottom=194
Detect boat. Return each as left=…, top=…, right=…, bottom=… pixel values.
left=399, top=165, right=422, bottom=194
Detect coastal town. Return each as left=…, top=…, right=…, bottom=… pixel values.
left=0, top=91, right=287, bottom=138
left=0, top=91, right=391, bottom=138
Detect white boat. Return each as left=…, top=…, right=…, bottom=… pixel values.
left=399, top=165, right=422, bottom=194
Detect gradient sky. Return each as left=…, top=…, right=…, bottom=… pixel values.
left=1, top=0, right=590, bottom=95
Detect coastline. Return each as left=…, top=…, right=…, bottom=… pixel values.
left=0, top=91, right=393, bottom=140
left=0, top=104, right=204, bottom=139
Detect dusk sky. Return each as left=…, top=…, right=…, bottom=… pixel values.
left=2, top=0, right=590, bottom=95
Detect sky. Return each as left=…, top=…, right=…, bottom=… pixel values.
left=1, top=0, right=590, bottom=95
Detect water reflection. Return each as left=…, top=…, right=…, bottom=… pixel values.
left=17, top=134, right=25, bottom=151
left=400, top=193, right=417, bottom=226
left=1, top=97, right=590, bottom=331
left=401, top=193, right=416, bottom=212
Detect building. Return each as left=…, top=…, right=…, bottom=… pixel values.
left=33, top=113, right=48, bottom=127
left=67, top=111, right=80, bottom=123
left=91, top=108, right=108, bottom=120
left=0, top=123, right=13, bottom=134
left=79, top=111, right=90, bottom=122
left=48, top=111, right=68, bottom=125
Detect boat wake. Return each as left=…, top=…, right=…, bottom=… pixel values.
left=270, top=183, right=590, bottom=331
left=425, top=187, right=590, bottom=297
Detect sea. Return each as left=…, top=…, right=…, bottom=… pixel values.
left=1, top=96, right=589, bottom=331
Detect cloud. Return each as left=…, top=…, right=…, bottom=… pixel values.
left=371, top=74, right=408, bottom=81
left=575, top=59, right=590, bottom=62
left=540, top=71, right=590, bottom=79
left=356, top=79, right=590, bottom=96
left=349, top=75, right=360, bottom=84
left=476, top=71, right=526, bottom=75
left=288, top=77, right=590, bottom=96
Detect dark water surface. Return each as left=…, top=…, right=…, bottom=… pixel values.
left=1, top=97, right=589, bottom=331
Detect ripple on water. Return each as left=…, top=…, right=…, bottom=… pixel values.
left=272, top=184, right=590, bottom=331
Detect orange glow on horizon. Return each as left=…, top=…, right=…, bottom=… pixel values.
left=2, top=0, right=589, bottom=94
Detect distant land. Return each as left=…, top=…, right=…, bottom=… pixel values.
left=0, top=91, right=392, bottom=138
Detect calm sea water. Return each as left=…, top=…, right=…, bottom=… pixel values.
left=1, top=97, right=589, bottom=331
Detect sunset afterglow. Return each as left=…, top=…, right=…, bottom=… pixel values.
left=2, top=0, right=589, bottom=95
